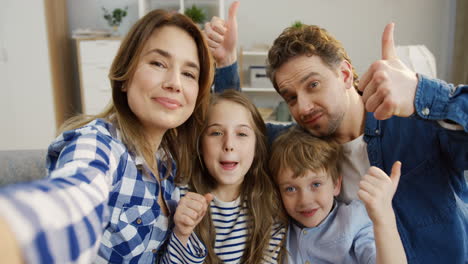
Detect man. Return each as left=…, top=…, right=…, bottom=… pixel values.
left=207, top=5, right=467, bottom=263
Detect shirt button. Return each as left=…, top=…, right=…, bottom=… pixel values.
left=375, top=129, right=380, bottom=135
left=136, top=218, right=142, bottom=225
left=303, top=230, right=307, bottom=235
left=422, top=107, right=430, bottom=116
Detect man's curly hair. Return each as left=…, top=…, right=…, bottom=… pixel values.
left=267, top=24, right=359, bottom=91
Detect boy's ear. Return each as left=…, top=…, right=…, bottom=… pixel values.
left=333, top=176, right=342, bottom=196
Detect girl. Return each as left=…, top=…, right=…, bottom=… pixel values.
left=0, top=9, right=213, bottom=264
left=168, top=90, right=287, bottom=264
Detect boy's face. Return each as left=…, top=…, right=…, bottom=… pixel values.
left=277, top=167, right=341, bottom=228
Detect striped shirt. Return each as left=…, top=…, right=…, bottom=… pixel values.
left=0, top=119, right=205, bottom=264
left=175, top=187, right=285, bottom=263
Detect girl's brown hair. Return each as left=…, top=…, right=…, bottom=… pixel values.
left=186, top=90, right=286, bottom=263
left=61, top=9, right=214, bottom=178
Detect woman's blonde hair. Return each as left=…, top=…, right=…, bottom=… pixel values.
left=61, top=9, right=214, bottom=178
left=185, top=90, right=286, bottom=263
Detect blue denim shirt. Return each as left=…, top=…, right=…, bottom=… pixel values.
left=361, top=75, right=468, bottom=264
left=215, top=63, right=468, bottom=264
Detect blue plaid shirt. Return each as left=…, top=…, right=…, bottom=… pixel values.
left=0, top=119, right=206, bottom=263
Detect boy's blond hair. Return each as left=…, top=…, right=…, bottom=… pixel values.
left=269, top=126, right=342, bottom=184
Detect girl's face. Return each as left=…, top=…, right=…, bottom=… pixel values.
left=201, top=100, right=257, bottom=200
left=124, top=25, right=200, bottom=142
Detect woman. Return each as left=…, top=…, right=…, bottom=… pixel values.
left=0, top=9, right=213, bottom=264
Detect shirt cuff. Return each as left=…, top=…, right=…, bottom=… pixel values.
left=214, top=61, right=241, bottom=92
left=414, top=74, right=452, bottom=120
left=166, top=231, right=206, bottom=263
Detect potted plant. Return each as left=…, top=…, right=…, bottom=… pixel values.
left=184, top=4, right=206, bottom=26
left=102, top=7, right=128, bottom=34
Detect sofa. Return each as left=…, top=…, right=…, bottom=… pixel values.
left=0, top=149, right=47, bottom=186
left=0, top=149, right=467, bottom=187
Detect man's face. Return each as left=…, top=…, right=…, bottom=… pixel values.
left=275, top=55, right=351, bottom=138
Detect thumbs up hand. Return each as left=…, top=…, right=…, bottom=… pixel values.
left=173, top=192, right=214, bottom=246
left=204, top=1, right=239, bottom=67
left=358, top=23, right=418, bottom=120
left=358, top=162, right=402, bottom=226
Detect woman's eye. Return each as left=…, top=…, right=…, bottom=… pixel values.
left=150, top=61, right=165, bottom=68
left=209, top=131, right=222, bottom=136
left=238, top=132, right=248, bottom=137
left=182, top=71, right=196, bottom=80
left=285, top=186, right=296, bottom=193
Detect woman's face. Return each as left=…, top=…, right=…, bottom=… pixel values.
left=201, top=100, right=257, bottom=200
left=124, top=25, right=200, bottom=141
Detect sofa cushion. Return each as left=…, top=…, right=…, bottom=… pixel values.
left=0, top=149, right=47, bottom=186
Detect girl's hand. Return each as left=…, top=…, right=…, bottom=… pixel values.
left=173, top=192, right=213, bottom=245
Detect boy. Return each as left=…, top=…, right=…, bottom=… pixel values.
left=269, top=126, right=406, bottom=264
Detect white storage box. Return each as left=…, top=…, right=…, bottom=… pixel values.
left=249, top=66, right=271, bottom=88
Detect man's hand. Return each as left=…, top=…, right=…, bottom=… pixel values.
left=358, top=161, right=401, bottom=226
left=173, top=192, right=213, bottom=246
left=358, top=23, right=418, bottom=120
left=204, top=1, right=239, bottom=67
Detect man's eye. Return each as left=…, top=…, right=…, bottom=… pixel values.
left=285, top=96, right=297, bottom=105
left=310, top=81, right=319, bottom=88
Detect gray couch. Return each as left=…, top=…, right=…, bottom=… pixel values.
left=0, top=149, right=47, bottom=186
left=0, top=150, right=467, bottom=187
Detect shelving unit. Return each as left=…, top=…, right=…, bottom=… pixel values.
left=138, top=0, right=224, bottom=19
left=238, top=47, right=287, bottom=121
left=75, top=37, right=121, bottom=115
left=241, top=87, right=276, bottom=92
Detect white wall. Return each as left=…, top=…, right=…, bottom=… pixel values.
left=0, top=1, right=56, bottom=150
left=67, top=0, right=456, bottom=80
left=0, top=0, right=454, bottom=150
left=233, top=0, right=456, bottom=80
left=67, top=0, right=139, bottom=37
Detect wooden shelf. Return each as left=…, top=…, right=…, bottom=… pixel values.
left=242, top=50, right=268, bottom=56
left=266, top=120, right=294, bottom=125
left=242, top=87, right=276, bottom=92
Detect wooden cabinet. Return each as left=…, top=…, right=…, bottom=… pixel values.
left=75, top=38, right=121, bottom=115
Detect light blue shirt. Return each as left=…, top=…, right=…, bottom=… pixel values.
left=286, top=200, right=376, bottom=264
